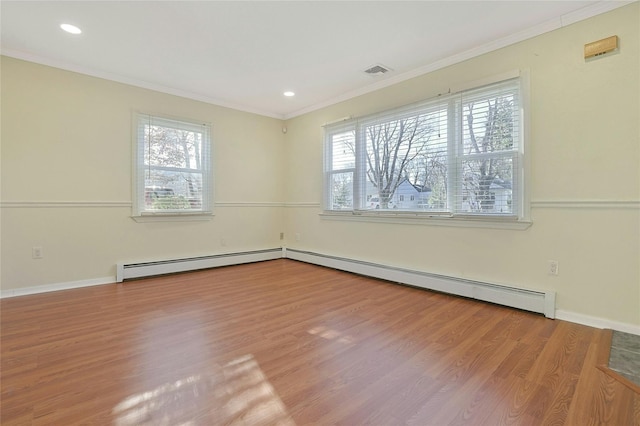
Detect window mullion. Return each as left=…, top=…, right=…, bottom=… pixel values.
left=354, top=125, right=365, bottom=210
left=447, top=98, right=458, bottom=214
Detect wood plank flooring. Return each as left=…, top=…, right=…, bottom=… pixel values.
left=1, top=259, right=638, bottom=425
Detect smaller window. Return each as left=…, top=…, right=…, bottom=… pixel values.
left=325, top=125, right=356, bottom=211
left=134, top=113, right=212, bottom=217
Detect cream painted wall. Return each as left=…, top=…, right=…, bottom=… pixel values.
left=283, top=4, right=640, bottom=327
left=1, top=57, right=286, bottom=289
left=1, top=4, right=638, bottom=329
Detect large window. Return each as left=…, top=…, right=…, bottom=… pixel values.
left=324, top=77, right=524, bottom=219
left=134, top=113, right=212, bottom=217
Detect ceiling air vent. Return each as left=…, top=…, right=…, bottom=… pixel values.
left=364, top=64, right=392, bottom=75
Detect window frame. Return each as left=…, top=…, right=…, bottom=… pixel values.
left=132, top=112, right=213, bottom=221
left=324, top=122, right=357, bottom=211
left=323, top=72, right=530, bottom=227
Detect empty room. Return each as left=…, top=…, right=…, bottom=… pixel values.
left=1, top=1, right=639, bottom=424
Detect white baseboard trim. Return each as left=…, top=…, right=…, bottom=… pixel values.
left=4, top=251, right=638, bottom=336
left=555, top=310, right=640, bottom=336
left=117, top=248, right=283, bottom=282
left=284, top=248, right=555, bottom=318
left=1, top=276, right=115, bottom=299
left=2, top=248, right=284, bottom=298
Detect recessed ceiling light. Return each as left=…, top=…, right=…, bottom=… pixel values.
left=283, top=91, right=295, bottom=97
left=60, top=24, right=82, bottom=35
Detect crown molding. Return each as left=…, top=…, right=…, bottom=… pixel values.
left=0, top=48, right=285, bottom=120
left=1, top=1, right=633, bottom=121
left=283, top=1, right=635, bottom=120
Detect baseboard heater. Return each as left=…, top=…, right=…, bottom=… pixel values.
left=116, top=247, right=555, bottom=319
left=116, top=248, right=283, bottom=282
left=285, top=248, right=556, bottom=319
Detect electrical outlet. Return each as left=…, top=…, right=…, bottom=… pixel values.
left=280, top=232, right=284, bottom=240
left=220, top=238, right=227, bottom=247
left=548, top=260, right=559, bottom=276
left=32, top=246, right=43, bottom=259
left=295, top=233, right=301, bottom=242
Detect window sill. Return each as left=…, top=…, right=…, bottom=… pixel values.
left=131, top=212, right=214, bottom=223
left=319, top=211, right=532, bottom=230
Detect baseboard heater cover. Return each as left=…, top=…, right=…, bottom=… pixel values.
left=116, top=247, right=555, bottom=318
left=116, top=248, right=283, bottom=282
left=285, top=248, right=556, bottom=319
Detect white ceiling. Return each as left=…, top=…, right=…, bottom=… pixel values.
left=1, top=1, right=631, bottom=119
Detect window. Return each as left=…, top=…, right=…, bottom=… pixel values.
left=134, top=113, right=212, bottom=217
left=325, top=125, right=356, bottom=210
left=324, top=77, right=524, bottom=219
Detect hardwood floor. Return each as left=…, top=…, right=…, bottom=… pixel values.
left=1, top=259, right=638, bottom=425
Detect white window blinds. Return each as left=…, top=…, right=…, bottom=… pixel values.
left=324, top=77, right=523, bottom=218
left=134, top=113, right=212, bottom=216
left=455, top=79, right=521, bottom=215
left=325, top=123, right=356, bottom=210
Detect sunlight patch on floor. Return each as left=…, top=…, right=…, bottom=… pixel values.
left=308, top=325, right=354, bottom=344
left=112, top=354, right=295, bottom=425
